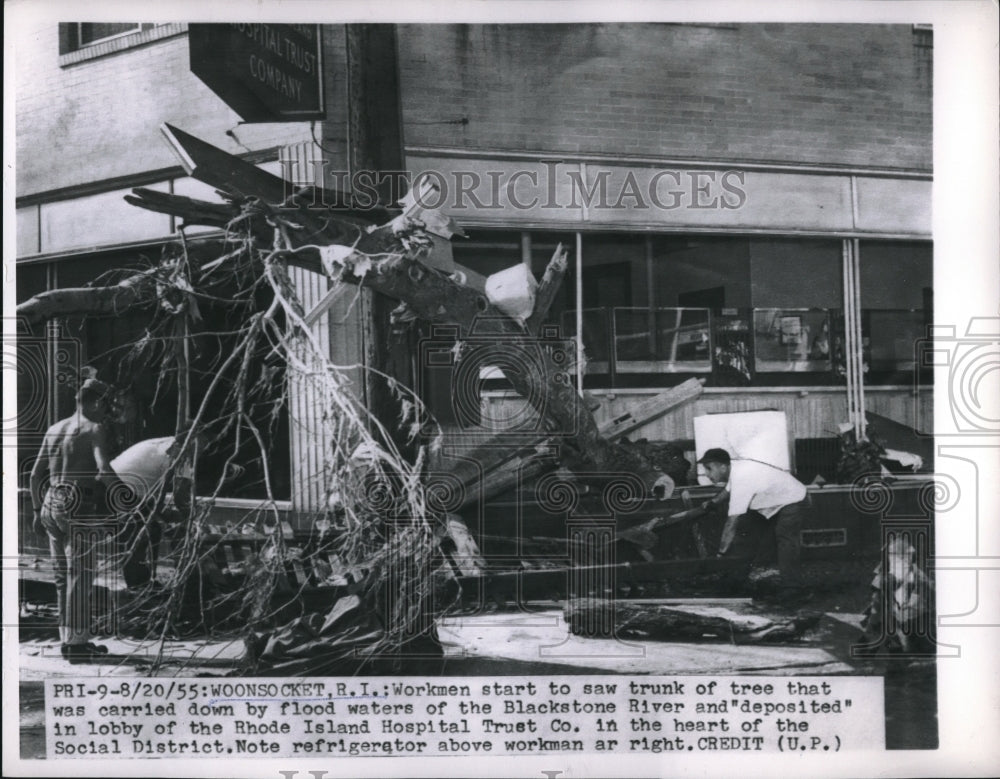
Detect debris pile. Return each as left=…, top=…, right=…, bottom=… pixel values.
left=17, top=125, right=688, bottom=671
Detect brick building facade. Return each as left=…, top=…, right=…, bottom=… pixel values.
left=398, top=23, right=931, bottom=168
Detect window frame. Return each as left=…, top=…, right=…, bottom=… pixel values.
left=58, top=22, right=187, bottom=67
left=454, top=228, right=932, bottom=392
left=77, top=23, right=150, bottom=47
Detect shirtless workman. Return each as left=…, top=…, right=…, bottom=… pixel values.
left=30, top=377, right=125, bottom=662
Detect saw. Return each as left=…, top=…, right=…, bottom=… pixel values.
left=614, top=505, right=710, bottom=552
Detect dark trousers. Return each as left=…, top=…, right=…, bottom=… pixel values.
left=40, top=494, right=104, bottom=644
left=724, top=501, right=804, bottom=581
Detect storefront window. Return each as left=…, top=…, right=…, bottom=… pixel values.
left=425, top=229, right=930, bottom=392
left=614, top=307, right=712, bottom=373
left=859, top=240, right=933, bottom=384
left=560, top=308, right=611, bottom=376
left=866, top=309, right=925, bottom=373
left=573, top=234, right=848, bottom=387
left=752, top=308, right=832, bottom=373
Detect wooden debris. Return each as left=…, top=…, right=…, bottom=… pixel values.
left=302, top=283, right=351, bottom=327
left=123, top=187, right=239, bottom=230
left=440, top=378, right=705, bottom=510
left=397, top=178, right=465, bottom=239
left=162, top=123, right=293, bottom=203
left=599, top=378, right=703, bottom=440
left=616, top=506, right=709, bottom=550
left=440, top=514, right=486, bottom=577
left=565, top=598, right=822, bottom=644
left=524, top=243, right=568, bottom=335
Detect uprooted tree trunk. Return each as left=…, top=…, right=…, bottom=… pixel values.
left=15, top=128, right=690, bottom=672
left=17, top=131, right=674, bottom=498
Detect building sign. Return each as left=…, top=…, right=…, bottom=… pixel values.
left=189, top=23, right=324, bottom=122
left=405, top=155, right=931, bottom=236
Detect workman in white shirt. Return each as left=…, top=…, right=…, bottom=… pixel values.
left=697, top=447, right=807, bottom=585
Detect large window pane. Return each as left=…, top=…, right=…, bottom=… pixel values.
left=753, top=308, right=832, bottom=372
left=650, top=235, right=751, bottom=309
left=859, top=240, right=932, bottom=384
left=451, top=231, right=931, bottom=390
left=859, top=241, right=932, bottom=310
left=866, top=309, right=925, bottom=373
left=560, top=308, right=610, bottom=375
left=748, top=237, right=843, bottom=308
left=614, top=307, right=712, bottom=373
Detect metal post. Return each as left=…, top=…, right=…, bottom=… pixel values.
left=842, top=240, right=855, bottom=432
left=575, top=231, right=584, bottom=396
left=645, top=236, right=657, bottom=358
left=853, top=238, right=866, bottom=440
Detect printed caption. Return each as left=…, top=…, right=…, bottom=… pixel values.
left=45, top=675, right=883, bottom=758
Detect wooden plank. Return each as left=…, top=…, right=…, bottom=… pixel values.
left=524, top=243, right=568, bottom=335
left=398, top=178, right=464, bottom=240
left=599, top=378, right=704, bottom=441
left=479, top=556, right=749, bottom=591
left=442, top=514, right=486, bottom=577
left=161, top=123, right=288, bottom=202
left=303, top=283, right=350, bottom=327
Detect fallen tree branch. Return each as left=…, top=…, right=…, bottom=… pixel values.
left=19, top=128, right=678, bottom=497
left=16, top=271, right=159, bottom=327
left=124, top=188, right=239, bottom=229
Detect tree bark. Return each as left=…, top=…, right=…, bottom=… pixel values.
left=16, top=272, right=159, bottom=327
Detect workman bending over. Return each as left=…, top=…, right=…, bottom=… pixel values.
left=697, top=447, right=807, bottom=587
left=30, top=377, right=127, bottom=662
